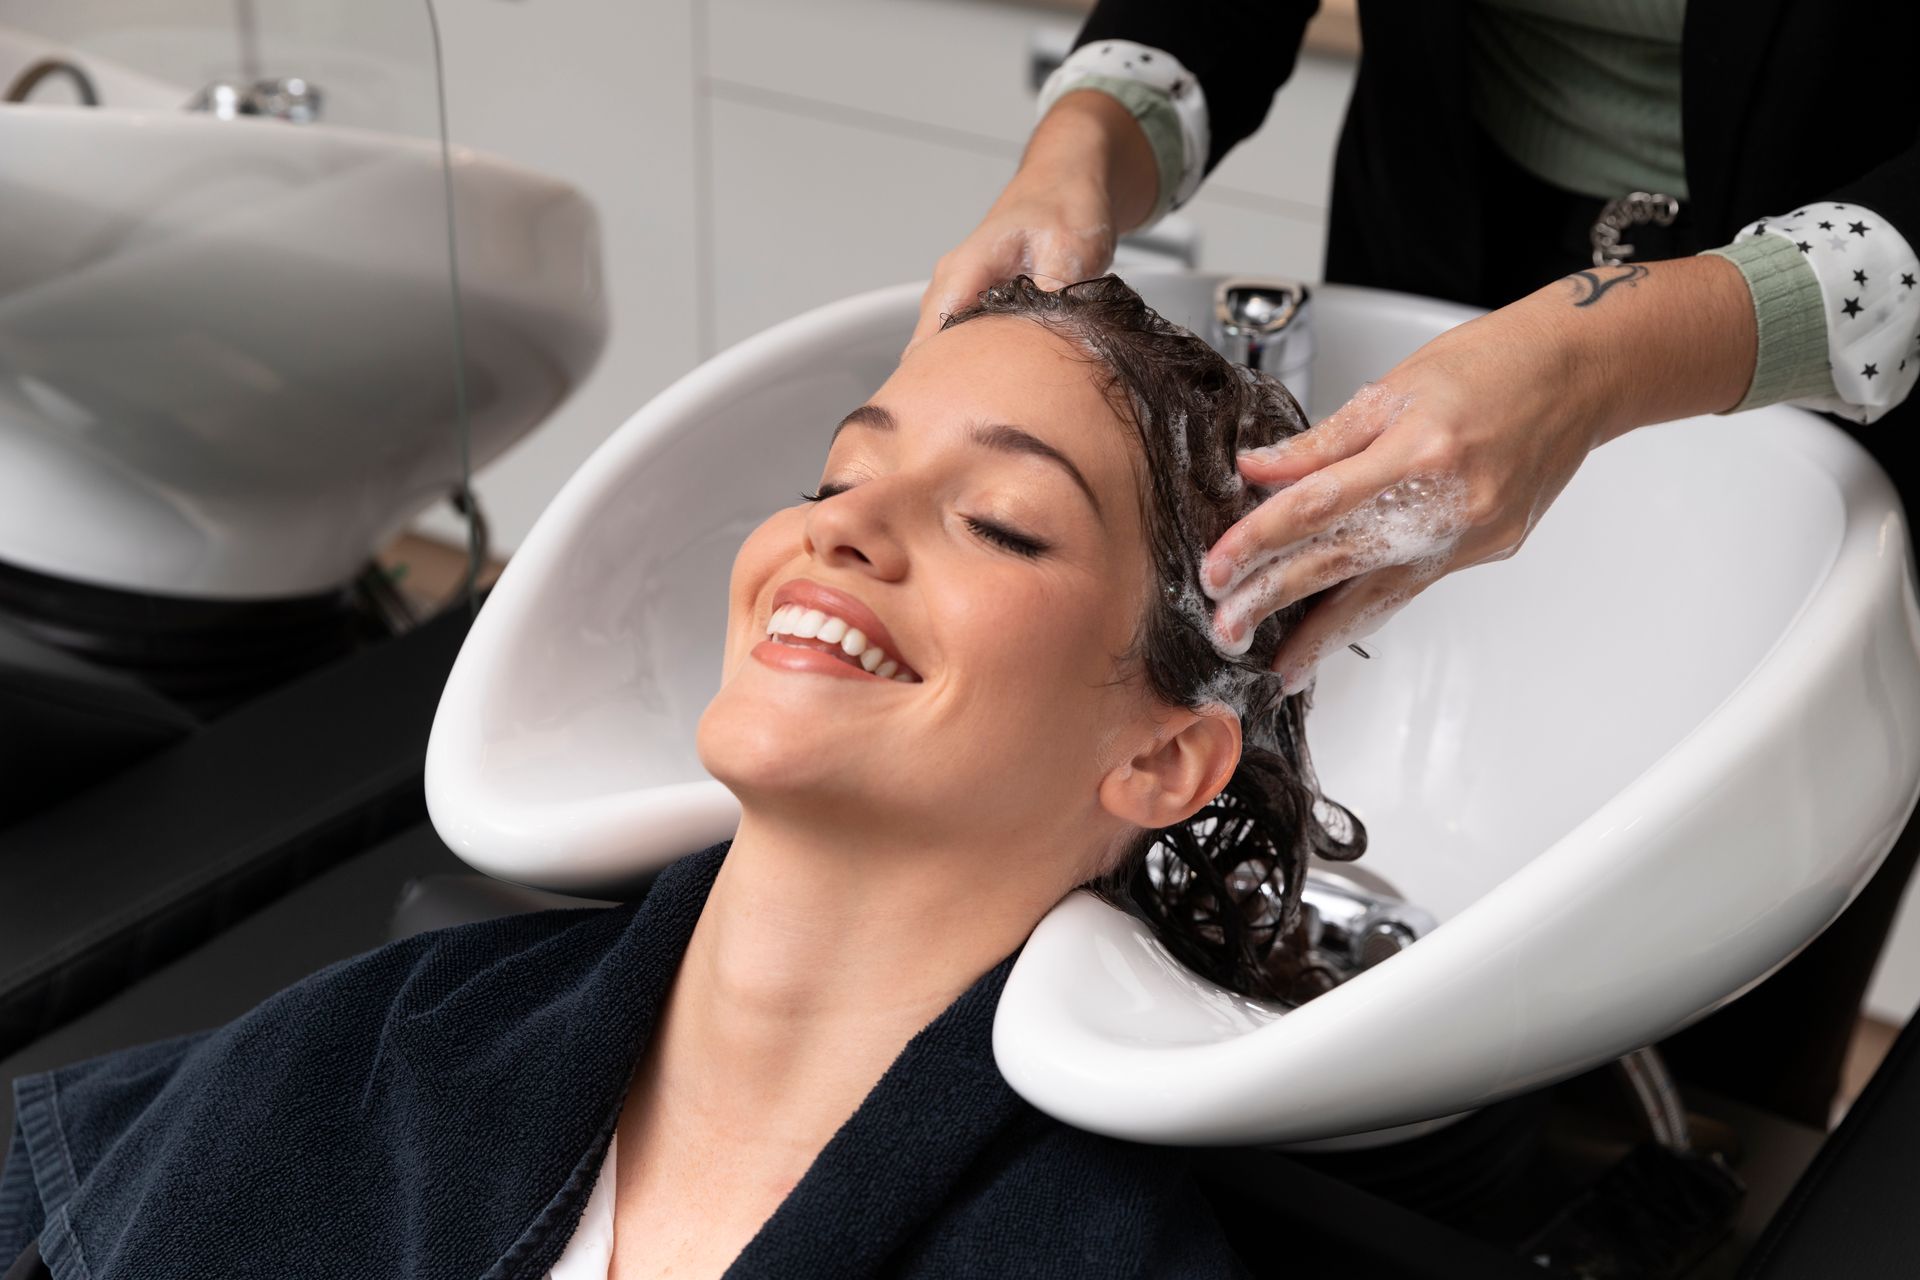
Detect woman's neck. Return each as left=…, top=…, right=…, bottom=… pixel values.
left=628, top=809, right=1078, bottom=1166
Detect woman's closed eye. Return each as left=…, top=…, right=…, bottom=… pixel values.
left=798, top=483, right=1052, bottom=559
left=962, top=515, right=1048, bottom=558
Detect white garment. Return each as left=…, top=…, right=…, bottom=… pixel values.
left=1035, top=38, right=1210, bottom=212
left=549, top=1132, right=619, bottom=1280
left=1735, top=203, right=1920, bottom=425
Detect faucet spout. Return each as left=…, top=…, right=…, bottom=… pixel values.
left=1212, top=277, right=1315, bottom=410
left=4, top=58, right=101, bottom=106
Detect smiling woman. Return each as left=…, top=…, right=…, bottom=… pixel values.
left=1, top=277, right=1360, bottom=1280
left=707, top=275, right=1362, bottom=1004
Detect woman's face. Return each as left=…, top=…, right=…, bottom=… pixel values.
left=698, top=316, right=1183, bottom=867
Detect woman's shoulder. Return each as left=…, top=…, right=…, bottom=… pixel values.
left=12, top=901, right=633, bottom=1181
left=899, top=1106, right=1249, bottom=1278
left=2, top=899, right=646, bottom=1272
left=205, top=900, right=634, bottom=1061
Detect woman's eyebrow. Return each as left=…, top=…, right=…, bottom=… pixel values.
left=831, top=403, right=896, bottom=441
left=830, top=404, right=1104, bottom=522
left=966, top=421, right=1103, bottom=522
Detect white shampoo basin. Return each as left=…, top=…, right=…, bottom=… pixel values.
left=426, top=274, right=1920, bottom=1144
left=0, top=96, right=606, bottom=599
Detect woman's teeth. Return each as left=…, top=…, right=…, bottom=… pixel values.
left=767, top=604, right=919, bottom=681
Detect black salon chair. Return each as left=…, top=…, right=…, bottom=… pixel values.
left=0, top=618, right=197, bottom=828
left=0, top=606, right=474, bottom=1073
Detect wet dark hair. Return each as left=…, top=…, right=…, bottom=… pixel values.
left=940, top=274, right=1365, bottom=1003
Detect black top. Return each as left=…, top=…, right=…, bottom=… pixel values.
left=1074, top=0, right=1920, bottom=494
left=1, top=843, right=1242, bottom=1278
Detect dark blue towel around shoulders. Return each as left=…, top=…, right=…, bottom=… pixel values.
left=2, top=842, right=1244, bottom=1278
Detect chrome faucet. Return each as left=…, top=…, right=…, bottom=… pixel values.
left=187, top=76, right=323, bottom=123
left=4, top=58, right=101, bottom=106
left=1213, top=277, right=1314, bottom=411
left=1296, top=863, right=1437, bottom=983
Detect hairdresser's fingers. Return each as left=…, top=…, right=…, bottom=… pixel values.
left=1201, top=443, right=1419, bottom=601
left=912, top=249, right=1006, bottom=349
left=1207, top=540, right=1371, bottom=654
left=1271, top=561, right=1445, bottom=691
left=909, top=226, right=1110, bottom=351
left=1236, top=382, right=1407, bottom=488
left=1022, top=232, right=1108, bottom=292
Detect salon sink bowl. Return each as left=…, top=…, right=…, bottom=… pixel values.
left=426, top=273, right=1920, bottom=1145
left=0, top=97, right=605, bottom=598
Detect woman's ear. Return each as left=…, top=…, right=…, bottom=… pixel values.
left=1097, top=703, right=1242, bottom=830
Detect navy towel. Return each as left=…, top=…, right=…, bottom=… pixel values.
left=2, top=842, right=1242, bottom=1278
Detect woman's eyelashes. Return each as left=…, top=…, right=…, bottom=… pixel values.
left=963, top=516, right=1048, bottom=558
left=798, top=483, right=1051, bottom=559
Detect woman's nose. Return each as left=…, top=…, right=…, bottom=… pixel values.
left=802, top=483, right=909, bottom=579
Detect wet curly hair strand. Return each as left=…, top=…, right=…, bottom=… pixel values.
left=939, top=275, right=1366, bottom=1004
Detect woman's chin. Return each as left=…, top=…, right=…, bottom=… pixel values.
left=697, top=691, right=882, bottom=802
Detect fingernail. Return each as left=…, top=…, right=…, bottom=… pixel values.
left=1280, top=664, right=1315, bottom=696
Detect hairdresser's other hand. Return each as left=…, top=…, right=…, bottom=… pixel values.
left=909, top=90, right=1159, bottom=351
left=1199, top=254, right=1761, bottom=692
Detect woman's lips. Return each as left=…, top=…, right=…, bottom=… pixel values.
left=760, top=579, right=917, bottom=679
left=751, top=636, right=911, bottom=683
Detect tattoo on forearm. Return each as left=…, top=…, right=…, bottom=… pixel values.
left=1563, top=263, right=1649, bottom=307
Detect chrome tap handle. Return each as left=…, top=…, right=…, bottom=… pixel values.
left=1212, top=277, right=1314, bottom=409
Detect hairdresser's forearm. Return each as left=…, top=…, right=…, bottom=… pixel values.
left=1524, top=255, right=1760, bottom=447
left=1016, top=90, right=1159, bottom=236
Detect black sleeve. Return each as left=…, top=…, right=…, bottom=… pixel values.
left=1828, top=139, right=1920, bottom=258
left=1073, top=0, right=1320, bottom=175
left=2, top=1241, right=48, bottom=1280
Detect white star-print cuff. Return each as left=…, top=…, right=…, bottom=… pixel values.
left=1727, top=202, right=1920, bottom=426
left=1036, top=40, right=1209, bottom=228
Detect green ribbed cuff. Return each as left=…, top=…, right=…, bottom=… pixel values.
left=1051, top=75, right=1184, bottom=229
left=1701, top=236, right=1837, bottom=413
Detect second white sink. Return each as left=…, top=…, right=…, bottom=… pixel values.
left=0, top=102, right=607, bottom=598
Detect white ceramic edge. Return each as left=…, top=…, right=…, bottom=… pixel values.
left=425, top=282, right=928, bottom=887
left=995, top=411, right=1920, bottom=1145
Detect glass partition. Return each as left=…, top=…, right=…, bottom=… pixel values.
left=0, top=0, right=477, bottom=817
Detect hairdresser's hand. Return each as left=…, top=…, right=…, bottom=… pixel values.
left=1199, top=255, right=1761, bottom=693
left=909, top=90, right=1159, bottom=350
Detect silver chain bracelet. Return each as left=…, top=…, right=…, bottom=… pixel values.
left=1589, top=191, right=1681, bottom=267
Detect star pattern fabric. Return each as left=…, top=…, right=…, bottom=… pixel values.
left=1036, top=39, right=1209, bottom=223
left=1734, top=202, right=1920, bottom=425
